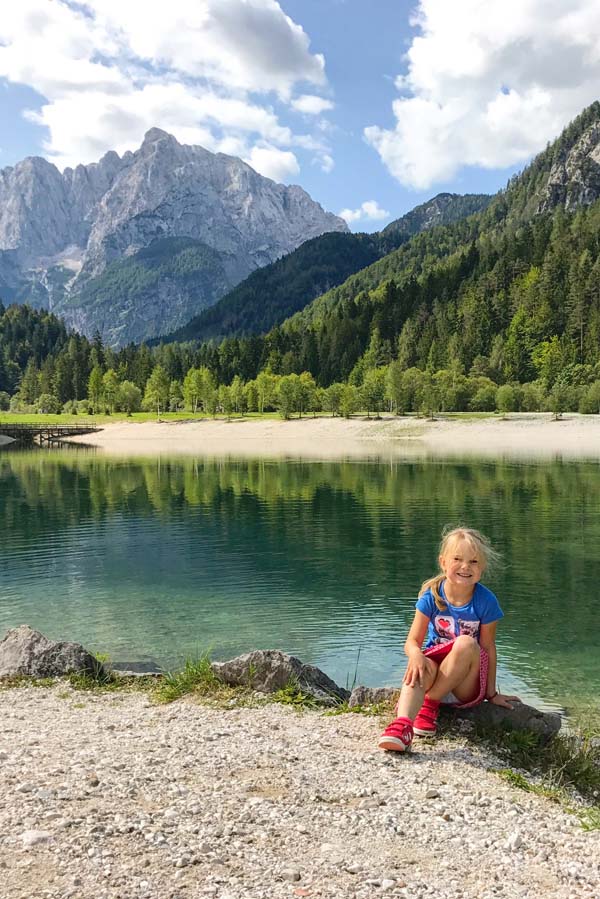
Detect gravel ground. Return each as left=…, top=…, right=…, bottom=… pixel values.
left=0, top=685, right=598, bottom=899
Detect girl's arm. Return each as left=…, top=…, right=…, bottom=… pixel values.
left=479, top=622, right=520, bottom=709
left=402, top=610, right=430, bottom=688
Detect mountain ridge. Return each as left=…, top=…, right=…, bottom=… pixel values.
left=156, top=192, right=491, bottom=345
left=0, top=129, right=347, bottom=346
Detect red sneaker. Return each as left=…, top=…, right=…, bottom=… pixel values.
left=413, top=698, right=441, bottom=736
left=378, top=717, right=413, bottom=752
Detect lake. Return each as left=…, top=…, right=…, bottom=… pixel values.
left=0, top=447, right=598, bottom=719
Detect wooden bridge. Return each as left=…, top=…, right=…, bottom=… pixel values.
left=0, top=421, right=102, bottom=444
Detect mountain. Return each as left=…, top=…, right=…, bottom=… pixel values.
left=158, top=192, right=491, bottom=345
left=265, top=101, right=600, bottom=385
left=5, top=103, right=600, bottom=415
left=380, top=192, right=492, bottom=240
left=0, top=129, right=347, bottom=346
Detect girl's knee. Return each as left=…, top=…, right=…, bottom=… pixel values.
left=453, top=635, right=479, bottom=656
left=423, top=658, right=438, bottom=687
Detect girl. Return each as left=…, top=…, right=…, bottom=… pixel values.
left=378, top=526, right=519, bottom=752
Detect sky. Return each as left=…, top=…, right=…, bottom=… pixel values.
left=1, top=0, right=600, bottom=231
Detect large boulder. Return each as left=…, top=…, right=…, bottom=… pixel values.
left=0, top=626, right=104, bottom=678
left=454, top=700, right=561, bottom=742
left=212, top=650, right=350, bottom=705
left=349, top=684, right=561, bottom=741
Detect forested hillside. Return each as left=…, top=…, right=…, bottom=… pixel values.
left=159, top=193, right=490, bottom=345
left=2, top=103, right=600, bottom=419
left=160, top=231, right=382, bottom=344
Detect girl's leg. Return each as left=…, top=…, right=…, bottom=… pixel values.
left=395, top=658, right=438, bottom=720
left=426, top=635, right=480, bottom=703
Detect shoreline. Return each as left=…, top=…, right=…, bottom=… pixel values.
left=57, top=412, right=600, bottom=460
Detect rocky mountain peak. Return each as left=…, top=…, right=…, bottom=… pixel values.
left=0, top=128, right=347, bottom=346
left=142, top=127, right=174, bottom=145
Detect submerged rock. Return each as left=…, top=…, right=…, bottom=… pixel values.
left=0, top=626, right=104, bottom=678
left=211, top=649, right=350, bottom=705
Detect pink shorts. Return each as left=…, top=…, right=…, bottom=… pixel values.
left=423, top=640, right=489, bottom=709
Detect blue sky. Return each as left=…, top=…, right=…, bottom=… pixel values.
left=1, top=1, right=600, bottom=231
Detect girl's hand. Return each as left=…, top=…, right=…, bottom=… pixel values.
left=403, top=652, right=428, bottom=688
left=489, top=692, right=520, bottom=710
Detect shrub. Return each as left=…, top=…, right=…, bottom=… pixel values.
left=36, top=393, right=62, bottom=414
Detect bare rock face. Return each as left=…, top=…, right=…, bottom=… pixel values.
left=0, top=626, right=104, bottom=678
left=538, top=120, right=600, bottom=213
left=0, top=129, right=347, bottom=346
left=212, top=649, right=349, bottom=705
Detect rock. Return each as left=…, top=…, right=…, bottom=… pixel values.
left=281, top=868, right=301, bottom=882
left=454, top=700, right=561, bottom=742
left=537, top=120, right=600, bottom=214
left=0, top=626, right=104, bottom=679
left=0, top=130, right=347, bottom=347
left=348, top=686, right=399, bottom=708
left=21, top=830, right=54, bottom=849
left=504, top=832, right=523, bottom=852
left=425, top=789, right=441, bottom=799
left=211, top=650, right=349, bottom=705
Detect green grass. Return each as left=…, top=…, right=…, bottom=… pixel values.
left=0, top=410, right=502, bottom=426
left=496, top=768, right=563, bottom=803
left=579, top=807, right=600, bottom=831
left=271, top=680, right=321, bottom=710
left=153, top=654, right=223, bottom=704
left=473, top=719, right=600, bottom=804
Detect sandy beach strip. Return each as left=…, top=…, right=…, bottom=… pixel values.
left=57, top=413, right=600, bottom=460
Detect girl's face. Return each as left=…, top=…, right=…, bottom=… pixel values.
left=440, top=539, right=484, bottom=590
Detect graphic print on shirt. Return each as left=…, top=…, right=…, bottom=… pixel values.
left=458, top=619, right=480, bottom=639
left=433, top=614, right=456, bottom=643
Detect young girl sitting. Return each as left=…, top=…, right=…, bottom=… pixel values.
left=378, top=526, right=519, bottom=752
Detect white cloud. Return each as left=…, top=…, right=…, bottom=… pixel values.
left=0, top=0, right=331, bottom=172
left=245, top=145, right=300, bottom=182
left=339, top=200, right=390, bottom=224
left=292, top=94, right=334, bottom=115
left=365, top=0, right=600, bottom=189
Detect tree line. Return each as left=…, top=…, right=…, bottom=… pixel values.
left=2, top=102, right=600, bottom=419
left=1, top=301, right=598, bottom=419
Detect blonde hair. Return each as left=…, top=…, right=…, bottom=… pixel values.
left=419, top=526, right=500, bottom=611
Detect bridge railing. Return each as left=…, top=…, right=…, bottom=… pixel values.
left=0, top=421, right=99, bottom=429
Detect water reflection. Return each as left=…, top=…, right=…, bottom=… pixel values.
left=0, top=450, right=598, bottom=716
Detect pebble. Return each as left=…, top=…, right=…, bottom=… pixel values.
left=505, top=832, right=523, bottom=852
left=0, top=685, right=597, bottom=899
left=21, top=830, right=54, bottom=848
left=281, top=868, right=302, bottom=882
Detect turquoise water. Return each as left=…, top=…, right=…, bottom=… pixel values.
left=0, top=448, right=598, bottom=717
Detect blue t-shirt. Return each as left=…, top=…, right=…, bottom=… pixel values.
left=416, top=581, right=503, bottom=648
